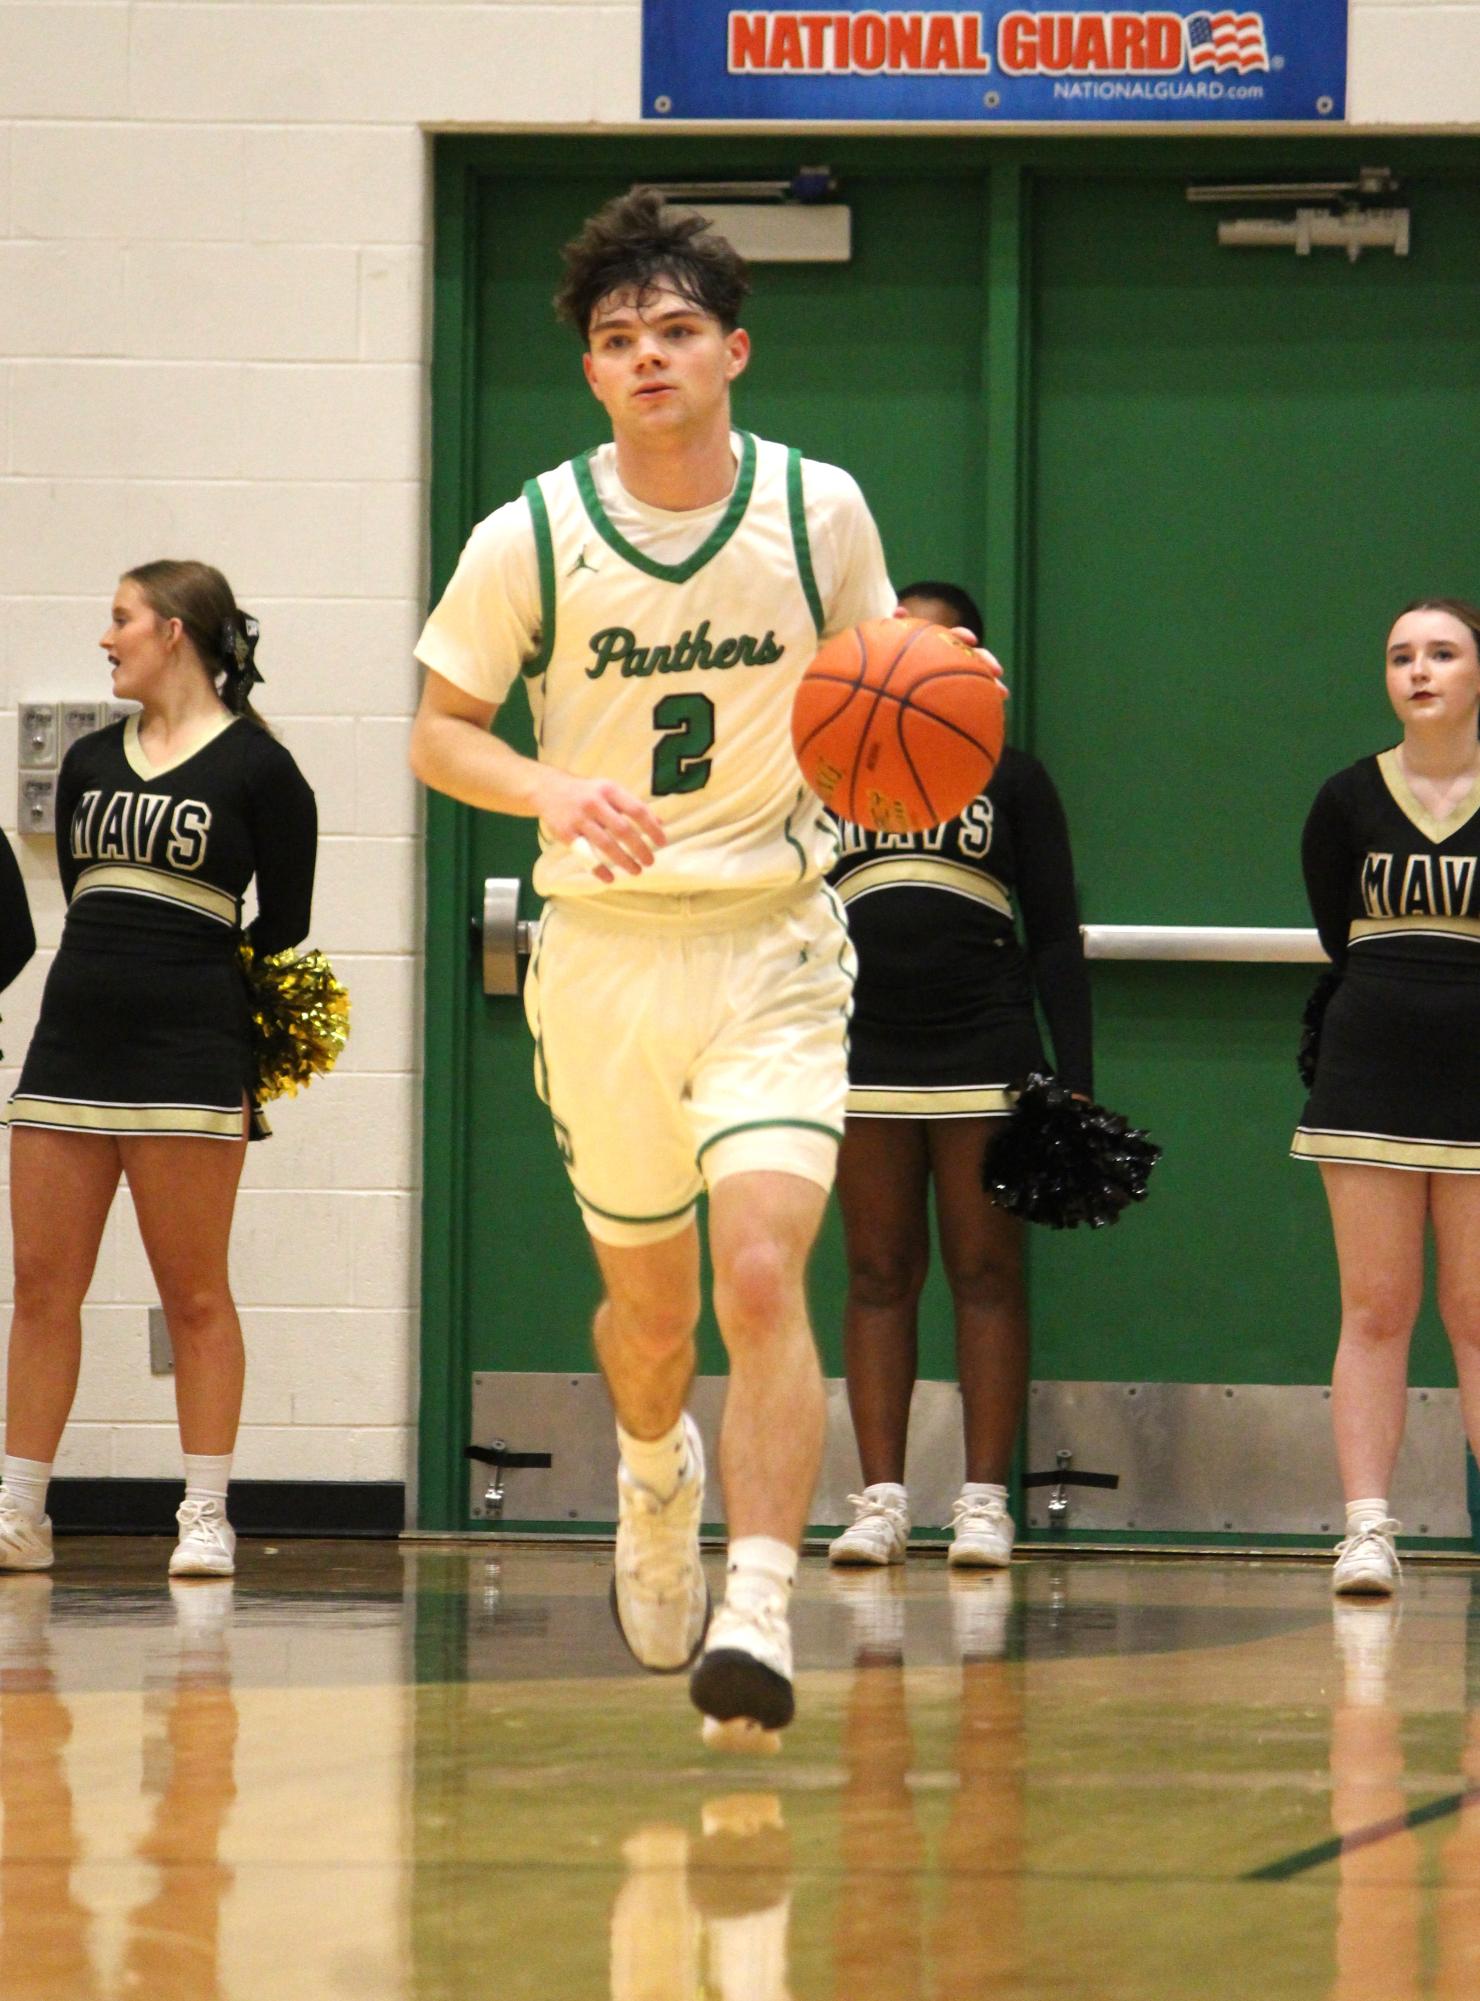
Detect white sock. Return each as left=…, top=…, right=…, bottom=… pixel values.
left=0, top=1455, right=52, bottom=1523
left=182, top=1453, right=233, bottom=1510
left=961, top=1481, right=1009, bottom=1507
left=1345, top=1497, right=1390, bottom=1532
left=617, top=1418, right=690, bottom=1501
left=725, top=1535, right=797, bottom=1615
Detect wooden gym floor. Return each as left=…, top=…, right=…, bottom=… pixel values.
left=3, top=1538, right=1479, bottom=1998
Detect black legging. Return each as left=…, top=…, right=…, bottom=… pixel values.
left=835, top=1116, right=1027, bottom=1486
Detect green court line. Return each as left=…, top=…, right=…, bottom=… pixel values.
left=1246, top=1785, right=1480, bottom=1882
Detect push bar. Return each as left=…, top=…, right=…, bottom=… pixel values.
left=1082, top=925, right=1326, bottom=964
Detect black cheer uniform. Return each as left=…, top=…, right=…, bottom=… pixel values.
left=7, top=714, right=316, bottom=1142
left=1294, top=749, right=1480, bottom=1173
left=0, top=836, right=36, bottom=1000
left=828, top=745, right=1092, bottom=1118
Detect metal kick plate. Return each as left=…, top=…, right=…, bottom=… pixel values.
left=1024, top=1381, right=1467, bottom=1537
left=470, top=1373, right=1469, bottom=1537
left=469, top=1373, right=967, bottom=1527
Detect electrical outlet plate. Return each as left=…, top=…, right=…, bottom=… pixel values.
left=148, top=1308, right=174, bottom=1376
left=18, top=774, right=56, bottom=836
left=60, top=701, right=108, bottom=753
left=18, top=704, right=58, bottom=770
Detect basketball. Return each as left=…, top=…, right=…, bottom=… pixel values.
left=791, top=617, right=1006, bottom=833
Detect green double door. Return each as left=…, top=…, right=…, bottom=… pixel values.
left=420, top=138, right=1480, bottom=1532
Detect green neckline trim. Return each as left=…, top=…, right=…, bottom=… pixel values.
left=572, top=432, right=758, bottom=584
left=787, top=448, right=825, bottom=636
left=523, top=478, right=556, bottom=677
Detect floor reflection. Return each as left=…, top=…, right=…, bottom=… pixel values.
left=123, top=1582, right=237, bottom=2001
left=0, top=1573, right=237, bottom=2001
left=0, top=1578, right=100, bottom=2001
left=606, top=1569, right=1032, bottom=2001
left=7, top=1541, right=1480, bottom=1999
left=613, top=1794, right=794, bottom=2001
left=1327, top=1583, right=1480, bottom=2001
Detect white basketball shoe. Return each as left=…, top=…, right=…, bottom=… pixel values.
left=1331, top=1517, right=1401, bottom=1597
left=611, top=1414, right=710, bottom=1673
left=828, top=1484, right=910, bottom=1566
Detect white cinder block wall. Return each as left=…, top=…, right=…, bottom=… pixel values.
left=0, top=2, right=1474, bottom=1512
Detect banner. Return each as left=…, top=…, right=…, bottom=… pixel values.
left=642, top=4, right=1348, bottom=122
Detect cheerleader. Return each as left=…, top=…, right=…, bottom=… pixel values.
left=1294, top=598, right=1480, bottom=1597
left=0, top=838, right=35, bottom=999
left=828, top=582, right=1092, bottom=1569
left=0, top=561, right=317, bottom=1578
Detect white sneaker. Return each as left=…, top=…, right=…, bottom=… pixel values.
left=169, top=1497, right=237, bottom=1577
left=611, top=1415, right=710, bottom=1673
left=828, top=1484, right=909, bottom=1566
left=1332, top=1517, right=1401, bottom=1597
left=948, top=1487, right=1015, bottom=1569
left=0, top=1501, right=53, bottom=1573
left=691, top=1596, right=795, bottom=1740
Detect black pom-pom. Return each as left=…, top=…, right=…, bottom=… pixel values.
left=984, top=1074, right=1160, bottom=1230
left=1298, top=969, right=1341, bottom=1088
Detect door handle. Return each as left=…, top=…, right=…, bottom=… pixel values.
left=478, top=876, right=537, bottom=996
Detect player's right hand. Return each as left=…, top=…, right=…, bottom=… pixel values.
left=891, top=606, right=1009, bottom=696
left=536, top=772, right=666, bottom=883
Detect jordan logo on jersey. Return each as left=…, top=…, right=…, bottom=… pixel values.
left=585, top=620, right=785, bottom=681
left=567, top=544, right=599, bottom=577
left=70, top=790, right=212, bottom=873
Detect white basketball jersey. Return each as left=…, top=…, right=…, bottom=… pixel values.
left=525, top=432, right=837, bottom=901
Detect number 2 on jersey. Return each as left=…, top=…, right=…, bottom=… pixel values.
left=651, top=693, right=715, bottom=796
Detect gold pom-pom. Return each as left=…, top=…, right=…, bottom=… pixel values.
left=240, top=944, right=350, bottom=1105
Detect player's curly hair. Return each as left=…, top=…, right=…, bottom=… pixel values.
left=554, top=188, right=751, bottom=341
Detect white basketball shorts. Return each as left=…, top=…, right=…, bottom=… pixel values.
left=523, top=884, right=856, bottom=1245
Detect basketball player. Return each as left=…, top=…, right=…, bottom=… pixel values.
left=408, top=190, right=898, bottom=1741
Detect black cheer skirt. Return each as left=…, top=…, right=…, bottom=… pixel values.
left=1292, top=960, right=1480, bottom=1173
left=7, top=943, right=265, bottom=1142
left=845, top=1000, right=1047, bottom=1120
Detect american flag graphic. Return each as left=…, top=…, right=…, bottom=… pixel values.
left=1186, top=11, right=1271, bottom=72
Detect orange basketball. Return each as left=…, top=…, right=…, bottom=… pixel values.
left=791, top=618, right=1005, bottom=833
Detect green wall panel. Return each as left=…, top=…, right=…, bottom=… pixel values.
left=1025, top=164, right=1480, bottom=1396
